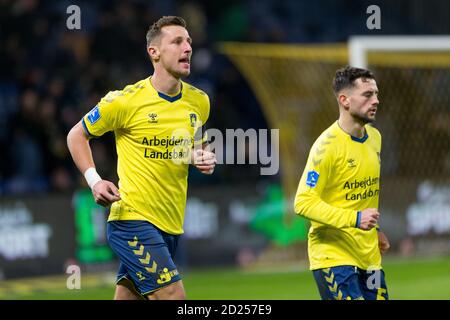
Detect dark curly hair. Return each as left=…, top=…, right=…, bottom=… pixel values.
left=332, top=66, right=375, bottom=95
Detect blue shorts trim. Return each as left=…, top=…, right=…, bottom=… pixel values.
left=107, top=220, right=181, bottom=296
left=313, top=265, right=389, bottom=300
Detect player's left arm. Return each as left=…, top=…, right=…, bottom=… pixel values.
left=191, top=91, right=216, bottom=174
left=374, top=128, right=389, bottom=253
left=377, top=229, right=390, bottom=254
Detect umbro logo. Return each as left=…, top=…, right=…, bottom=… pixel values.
left=148, top=113, right=158, bottom=123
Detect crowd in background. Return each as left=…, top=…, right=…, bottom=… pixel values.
left=1, top=0, right=448, bottom=194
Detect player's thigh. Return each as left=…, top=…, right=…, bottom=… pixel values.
left=147, top=279, right=185, bottom=300
left=107, top=220, right=182, bottom=297
left=111, top=262, right=143, bottom=300
left=313, top=265, right=364, bottom=300
left=114, top=278, right=145, bottom=300
left=358, top=268, right=389, bottom=300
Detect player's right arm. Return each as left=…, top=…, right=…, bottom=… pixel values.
left=67, top=121, right=120, bottom=207
left=67, top=91, right=125, bottom=207
left=294, top=140, right=379, bottom=230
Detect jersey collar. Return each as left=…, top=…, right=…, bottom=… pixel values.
left=336, top=121, right=369, bottom=143
left=350, top=133, right=368, bottom=143
left=148, top=77, right=183, bottom=103
left=157, top=84, right=182, bottom=102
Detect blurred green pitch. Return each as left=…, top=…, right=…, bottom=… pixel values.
left=1, top=255, right=449, bottom=300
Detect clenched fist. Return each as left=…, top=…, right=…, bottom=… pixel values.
left=192, top=149, right=216, bottom=174
left=358, top=208, right=380, bottom=231
left=91, top=180, right=121, bottom=207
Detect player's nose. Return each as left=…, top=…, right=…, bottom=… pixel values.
left=183, top=41, right=192, bottom=53
left=372, top=96, right=379, bottom=105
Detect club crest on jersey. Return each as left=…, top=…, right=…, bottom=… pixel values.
left=306, top=170, right=319, bottom=187
left=148, top=113, right=158, bottom=123
left=189, top=113, right=197, bottom=127
left=87, top=105, right=101, bottom=124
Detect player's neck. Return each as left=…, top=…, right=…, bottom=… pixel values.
left=151, top=70, right=182, bottom=96
left=338, top=116, right=366, bottom=138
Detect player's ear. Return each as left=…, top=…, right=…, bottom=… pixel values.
left=147, top=45, right=160, bottom=63
left=338, top=93, right=350, bottom=110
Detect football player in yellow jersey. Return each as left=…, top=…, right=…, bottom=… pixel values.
left=294, top=66, right=390, bottom=300
left=67, top=16, right=216, bottom=300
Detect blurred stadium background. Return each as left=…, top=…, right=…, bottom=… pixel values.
left=1, top=0, right=449, bottom=299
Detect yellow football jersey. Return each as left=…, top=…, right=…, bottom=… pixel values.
left=294, top=121, right=382, bottom=270
left=82, top=77, right=210, bottom=234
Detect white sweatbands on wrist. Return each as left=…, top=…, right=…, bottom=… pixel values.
left=84, top=167, right=102, bottom=189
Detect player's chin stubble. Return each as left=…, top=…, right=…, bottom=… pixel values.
left=353, top=111, right=375, bottom=124
left=175, top=68, right=190, bottom=78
